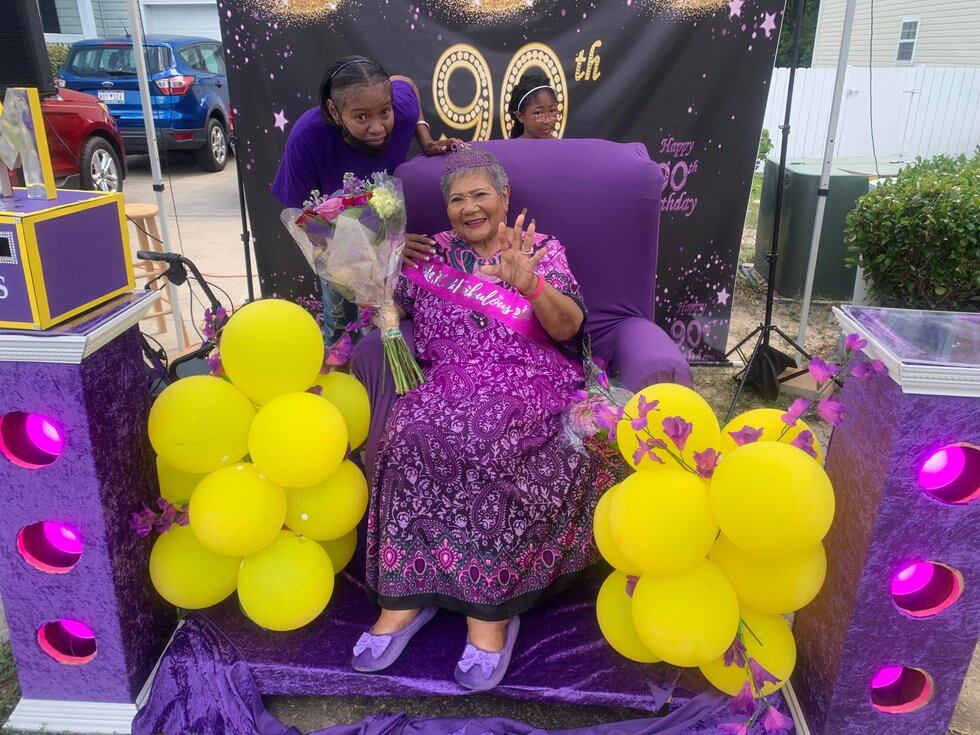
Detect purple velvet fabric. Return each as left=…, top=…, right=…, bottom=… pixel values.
left=354, top=139, right=691, bottom=481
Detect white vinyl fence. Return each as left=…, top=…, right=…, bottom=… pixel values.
left=762, top=66, right=980, bottom=161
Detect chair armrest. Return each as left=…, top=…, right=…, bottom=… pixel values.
left=350, top=321, right=416, bottom=482
left=608, top=316, right=692, bottom=392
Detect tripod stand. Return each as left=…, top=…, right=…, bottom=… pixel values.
left=724, top=0, right=811, bottom=422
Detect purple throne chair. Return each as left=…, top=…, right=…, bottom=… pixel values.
left=353, top=138, right=692, bottom=477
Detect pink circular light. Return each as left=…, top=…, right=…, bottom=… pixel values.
left=37, top=618, right=98, bottom=664
left=891, top=562, right=934, bottom=596
left=59, top=618, right=95, bottom=639
left=917, top=444, right=979, bottom=504
left=871, top=666, right=903, bottom=689
left=870, top=666, right=934, bottom=714
left=17, top=521, right=83, bottom=573
left=0, top=411, right=65, bottom=468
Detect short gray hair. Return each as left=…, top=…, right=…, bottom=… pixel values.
left=440, top=161, right=509, bottom=201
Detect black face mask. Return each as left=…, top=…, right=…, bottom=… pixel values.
left=339, top=122, right=391, bottom=158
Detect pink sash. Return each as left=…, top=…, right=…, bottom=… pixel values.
left=404, top=258, right=576, bottom=365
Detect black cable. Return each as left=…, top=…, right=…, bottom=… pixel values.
left=163, top=152, right=187, bottom=252
left=868, top=0, right=881, bottom=177
left=205, top=279, right=236, bottom=312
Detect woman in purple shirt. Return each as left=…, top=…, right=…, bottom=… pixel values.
left=272, top=55, right=464, bottom=343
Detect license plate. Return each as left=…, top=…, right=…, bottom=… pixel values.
left=98, top=91, right=125, bottom=104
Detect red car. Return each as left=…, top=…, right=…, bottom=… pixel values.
left=40, top=88, right=127, bottom=192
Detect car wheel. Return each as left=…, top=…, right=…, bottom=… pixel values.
left=80, top=137, right=123, bottom=192
left=195, top=117, right=228, bottom=172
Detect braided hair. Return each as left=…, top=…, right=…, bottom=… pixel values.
left=508, top=71, right=557, bottom=138
left=319, top=55, right=390, bottom=124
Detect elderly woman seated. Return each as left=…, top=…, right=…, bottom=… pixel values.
left=353, top=149, right=614, bottom=691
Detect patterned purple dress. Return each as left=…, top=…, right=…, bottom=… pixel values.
left=366, top=232, right=613, bottom=621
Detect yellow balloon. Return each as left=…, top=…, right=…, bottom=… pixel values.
left=314, top=372, right=371, bottom=450
left=699, top=608, right=796, bottom=696
left=149, top=524, right=240, bottom=609
left=631, top=560, right=740, bottom=667
left=593, top=486, right=642, bottom=576
left=220, top=299, right=324, bottom=405
left=189, top=463, right=286, bottom=557
left=237, top=531, right=334, bottom=631
left=156, top=455, right=205, bottom=505
left=285, top=461, right=368, bottom=540
left=710, top=535, right=826, bottom=614
left=597, top=570, right=660, bottom=663
left=609, top=469, right=717, bottom=576
left=720, top=408, right=823, bottom=462
left=249, top=392, right=348, bottom=488
left=319, top=529, right=357, bottom=573
left=616, top=383, right=720, bottom=472
left=710, top=442, right=835, bottom=559
left=148, top=375, right=255, bottom=474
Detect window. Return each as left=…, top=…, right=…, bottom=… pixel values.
left=65, top=45, right=172, bottom=77
left=200, top=45, right=225, bottom=75
left=38, top=0, right=61, bottom=34
left=896, top=18, right=920, bottom=63
left=180, top=45, right=206, bottom=72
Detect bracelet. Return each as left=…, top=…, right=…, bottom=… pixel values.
left=524, top=274, right=546, bottom=302
left=416, top=120, right=430, bottom=129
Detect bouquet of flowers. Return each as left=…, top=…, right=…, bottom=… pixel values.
left=281, top=172, right=424, bottom=394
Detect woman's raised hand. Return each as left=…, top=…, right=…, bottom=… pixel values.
left=480, top=208, right=548, bottom=295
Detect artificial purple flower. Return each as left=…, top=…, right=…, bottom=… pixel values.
left=307, top=385, right=324, bottom=396
left=625, top=575, right=639, bottom=598
left=694, top=447, right=721, bottom=478
left=630, top=395, right=659, bottom=430
left=790, top=429, right=818, bottom=459
left=662, top=416, right=693, bottom=451
left=763, top=703, right=795, bottom=734
left=129, top=504, right=156, bottom=538
left=729, top=680, right=756, bottom=716
left=781, top=397, right=810, bottom=427
left=817, top=395, right=845, bottom=426
left=571, top=389, right=589, bottom=404
left=594, top=403, right=624, bottom=443
left=729, top=424, right=764, bottom=447
left=176, top=507, right=190, bottom=527
left=596, top=370, right=610, bottom=390
left=154, top=501, right=179, bottom=534
left=207, top=352, right=223, bottom=377
left=807, top=357, right=839, bottom=386
left=723, top=636, right=748, bottom=668
left=633, top=438, right=667, bottom=467
left=719, top=724, right=750, bottom=735
left=851, top=359, right=887, bottom=381
left=749, top=659, right=781, bottom=690
left=325, top=332, right=353, bottom=368
left=844, top=333, right=868, bottom=352
left=351, top=306, right=374, bottom=332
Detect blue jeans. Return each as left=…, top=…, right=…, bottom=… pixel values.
left=321, top=278, right=360, bottom=346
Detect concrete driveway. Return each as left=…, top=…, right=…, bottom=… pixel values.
left=122, top=151, right=259, bottom=353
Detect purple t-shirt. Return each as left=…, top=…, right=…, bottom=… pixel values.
left=271, top=79, right=421, bottom=208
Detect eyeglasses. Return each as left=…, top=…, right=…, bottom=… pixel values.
left=528, top=109, right=560, bottom=122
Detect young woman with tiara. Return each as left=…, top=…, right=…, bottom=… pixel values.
left=272, top=55, right=466, bottom=344
left=507, top=71, right=561, bottom=140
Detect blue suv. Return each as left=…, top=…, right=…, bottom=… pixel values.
left=58, top=36, right=231, bottom=172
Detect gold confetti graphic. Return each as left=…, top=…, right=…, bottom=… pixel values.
left=645, top=0, right=727, bottom=19
left=250, top=0, right=349, bottom=21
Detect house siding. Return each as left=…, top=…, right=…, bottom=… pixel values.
left=813, top=0, right=980, bottom=67
left=53, top=0, right=83, bottom=34
left=93, top=0, right=137, bottom=37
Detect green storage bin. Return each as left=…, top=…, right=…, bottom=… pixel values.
left=754, top=157, right=904, bottom=300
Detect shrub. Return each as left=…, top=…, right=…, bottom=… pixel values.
left=757, top=128, right=773, bottom=164
left=47, top=43, right=70, bottom=76
left=845, top=151, right=979, bottom=312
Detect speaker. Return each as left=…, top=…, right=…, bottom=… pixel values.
left=0, top=0, right=56, bottom=96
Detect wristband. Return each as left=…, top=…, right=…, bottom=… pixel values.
left=416, top=120, right=430, bottom=129
left=524, top=274, right=546, bottom=302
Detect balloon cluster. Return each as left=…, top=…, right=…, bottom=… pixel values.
left=145, top=300, right=371, bottom=631
left=593, top=383, right=835, bottom=707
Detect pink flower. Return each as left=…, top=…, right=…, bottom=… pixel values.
left=313, top=196, right=344, bottom=221
left=749, top=659, right=781, bottom=690
left=129, top=504, right=156, bottom=538
left=790, top=429, right=818, bottom=459
left=719, top=724, right=750, bottom=735
left=723, top=636, right=748, bottom=668
left=850, top=359, right=887, bottom=381
left=596, top=370, right=610, bottom=389
left=781, top=398, right=810, bottom=427
left=763, top=703, right=795, bottom=734
left=595, top=403, right=624, bottom=442
left=694, top=448, right=720, bottom=478
left=662, top=416, right=693, bottom=451
left=633, top=437, right=667, bottom=466
left=729, top=680, right=756, bottom=716
left=207, top=352, right=223, bottom=377
left=625, top=575, right=639, bottom=598
left=630, top=395, right=660, bottom=430
left=807, top=357, right=839, bottom=386
left=817, top=395, right=845, bottom=426
left=729, top=424, right=764, bottom=447
left=844, top=333, right=868, bottom=352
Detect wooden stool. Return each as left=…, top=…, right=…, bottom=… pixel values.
left=126, top=202, right=190, bottom=344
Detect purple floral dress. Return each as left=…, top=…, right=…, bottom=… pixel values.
left=365, top=232, right=613, bottom=621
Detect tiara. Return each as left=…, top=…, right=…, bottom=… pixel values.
left=442, top=147, right=500, bottom=176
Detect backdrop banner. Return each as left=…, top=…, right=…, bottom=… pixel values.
left=218, top=0, right=785, bottom=362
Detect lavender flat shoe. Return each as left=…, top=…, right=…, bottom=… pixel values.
left=351, top=607, right=438, bottom=673
left=454, top=616, right=521, bottom=691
